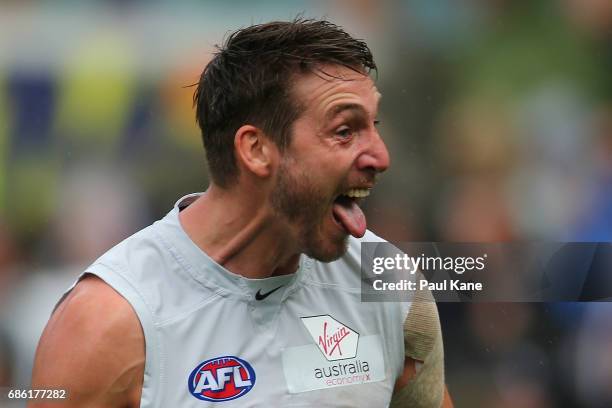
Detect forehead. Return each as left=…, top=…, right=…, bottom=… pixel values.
left=290, top=65, right=380, bottom=117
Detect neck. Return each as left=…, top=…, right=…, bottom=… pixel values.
left=178, top=184, right=301, bottom=278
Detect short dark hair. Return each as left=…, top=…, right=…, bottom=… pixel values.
left=193, top=18, right=376, bottom=187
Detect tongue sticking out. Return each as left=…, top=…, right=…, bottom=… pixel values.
left=332, top=197, right=367, bottom=238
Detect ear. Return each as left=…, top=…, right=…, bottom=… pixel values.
left=234, top=125, right=277, bottom=179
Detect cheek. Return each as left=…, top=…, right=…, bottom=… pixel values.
left=320, top=153, right=355, bottom=181
left=305, top=144, right=353, bottom=169
left=285, top=137, right=355, bottom=183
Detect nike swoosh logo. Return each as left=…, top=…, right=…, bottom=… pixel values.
left=255, top=285, right=284, bottom=301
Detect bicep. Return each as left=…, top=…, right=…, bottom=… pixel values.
left=29, top=275, right=144, bottom=408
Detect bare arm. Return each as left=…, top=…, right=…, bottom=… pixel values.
left=29, top=275, right=145, bottom=408
left=390, top=282, right=453, bottom=408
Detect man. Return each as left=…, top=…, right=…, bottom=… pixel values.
left=30, top=19, right=452, bottom=407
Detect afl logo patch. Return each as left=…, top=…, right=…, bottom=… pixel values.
left=188, top=356, right=256, bottom=402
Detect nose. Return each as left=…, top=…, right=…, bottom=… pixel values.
left=356, top=131, right=390, bottom=174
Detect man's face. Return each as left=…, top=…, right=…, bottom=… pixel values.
left=270, top=65, right=390, bottom=262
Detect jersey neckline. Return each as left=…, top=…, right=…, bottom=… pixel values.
left=153, top=192, right=310, bottom=301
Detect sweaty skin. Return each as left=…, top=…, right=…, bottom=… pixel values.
left=30, top=65, right=450, bottom=406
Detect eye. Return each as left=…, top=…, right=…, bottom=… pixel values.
left=374, top=119, right=381, bottom=127
left=335, top=126, right=354, bottom=139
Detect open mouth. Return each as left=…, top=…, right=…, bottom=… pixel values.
left=331, top=188, right=370, bottom=238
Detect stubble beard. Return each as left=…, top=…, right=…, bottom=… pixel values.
left=270, top=159, right=348, bottom=262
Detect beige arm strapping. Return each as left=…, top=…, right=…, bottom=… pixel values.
left=390, top=279, right=445, bottom=408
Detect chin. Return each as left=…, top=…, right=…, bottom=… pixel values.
left=304, top=235, right=349, bottom=263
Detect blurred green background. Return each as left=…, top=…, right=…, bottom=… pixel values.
left=0, top=1, right=611, bottom=407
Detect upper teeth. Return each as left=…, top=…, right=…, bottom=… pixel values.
left=344, top=188, right=370, bottom=198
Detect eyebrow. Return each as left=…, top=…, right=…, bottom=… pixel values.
left=324, top=103, right=370, bottom=123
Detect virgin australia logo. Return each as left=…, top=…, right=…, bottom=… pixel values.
left=301, top=315, right=359, bottom=361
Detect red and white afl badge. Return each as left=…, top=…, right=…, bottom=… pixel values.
left=282, top=315, right=386, bottom=393
left=187, top=356, right=256, bottom=402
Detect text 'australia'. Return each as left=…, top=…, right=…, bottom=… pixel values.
left=314, top=360, right=370, bottom=378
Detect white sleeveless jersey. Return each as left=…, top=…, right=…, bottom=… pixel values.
left=71, top=194, right=412, bottom=407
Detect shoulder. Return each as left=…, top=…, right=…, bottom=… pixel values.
left=349, top=229, right=387, bottom=261
left=31, top=274, right=144, bottom=407
left=360, top=229, right=386, bottom=243
left=51, top=274, right=143, bottom=339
